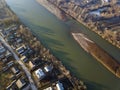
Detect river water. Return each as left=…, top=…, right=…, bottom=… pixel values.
left=6, top=0, right=120, bottom=90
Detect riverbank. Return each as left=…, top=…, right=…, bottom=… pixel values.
left=6, top=0, right=120, bottom=89
left=36, top=0, right=120, bottom=78
left=36, top=0, right=66, bottom=20
left=72, top=33, right=120, bottom=78
left=2, top=0, right=87, bottom=89
left=36, top=0, right=120, bottom=49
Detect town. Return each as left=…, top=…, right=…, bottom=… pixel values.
left=0, top=0, right=87, bottom=90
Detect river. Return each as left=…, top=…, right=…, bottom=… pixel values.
left=6, top=0, right=120, bottom=90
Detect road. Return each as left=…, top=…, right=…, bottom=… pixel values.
left=0, top=35, right=38, bottom=90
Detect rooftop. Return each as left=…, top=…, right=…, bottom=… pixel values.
left=16, top=45, right=25, bottom=54
left=29, top=61, right=36, bottom=69
left=56, top=82, right=64, bottom=90
left=16, top=79, right=26, bottom=89
left=44, top=87, right=53, bottom=90
left=21, top=56, right=28, bottom=62
left=44, top=65, right=53, bottom=72
left=11, top=66, right=20, bottom=74
left=35, top=68, right=45, bottom=80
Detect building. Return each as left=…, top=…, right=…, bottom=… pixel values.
left=16, top=78, right=26, bottom=89
left=56, top=82, right=64, bottom=90
left=16, top=38, right=22, bottom=43
left=11, top=66, right=20, bottom=74
left=0, top=45, right=6, bottom=54
left=2, top=58, right=8, bottom=63
left=44, top=65, right=53, bottom=72
left=5, top=50, right=12, bottom=58
left=21, top=56, right=28, bottom=62
left=7, top=61, right=14, bottom=67
left=35, top=68, right=45, bottom=80
left=6, top=80, right=16, bottom=90
left=29, top=61, right=36, bottom=69
left=16, top=45, right=26, bottom=54
left=44, top=87, right=53, bottom=90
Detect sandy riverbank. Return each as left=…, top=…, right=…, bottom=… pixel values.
left=72, top=33, right=120, bottom=78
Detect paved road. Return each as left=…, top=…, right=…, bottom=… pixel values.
left=0, top=35, right=38, bottom=90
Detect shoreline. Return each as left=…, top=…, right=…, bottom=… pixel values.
left=72, top=33, right=120, bottom=78
left=37, top=0, right=120, bottom=49
left=36, top=0, right=66, bottom=21
left=35, top=0, right=120, bottom=78
left=3, top=0, right=87, bottom=89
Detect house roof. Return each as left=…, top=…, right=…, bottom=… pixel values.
left=44, top=87, right=53, bottom=90
left=16, top=45, right=25, bottom=54
left=0, top=46, right=6, bottom=54
left=29, top=61, right=35, bottom=69
left=16, top=79, right=26, bottom=89
left=56, top=82, right=64, bottom=90
left=5, top=50, right=12, bottom=58
left=11, top=67, right=19, bottom=74
left=44, top=65, right=53, bottom=72
left=21, top=56, right=28, bottom=62
left=35, top=68, right=45, bottom=80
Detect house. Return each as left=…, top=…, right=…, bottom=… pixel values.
left=29, top=61, right=36, bottom=69
left=2, top=66, right=9, bottom=72
left=11, top=66, right=20, bottom=74
left=19, top=46, right=33, bottom=57
left=21, top=46, right=34, bottom=58
left=44, top=65, right=53, bottom=73
left=0, top=43, right=6, bottom=59
left=29, top=57, right=41, bottom=69
left=11, top=26, right=18, bottom=31
left=16, top=78, right=26, bottom=89
left=21, top=56, right=28, bottom=62
left=35, top=68, right=45, bottom=80
left=16, top=45, right=26, bottom=54
left=7, top=61, right=14, bottom=67
left=56, top=82, right=64, bottom=90
left=21, top=49, right=29, bottom=56
left=44, top=87, right=53, bottom=90
left=0, top=54, right=4, bottom=59
left=5, top=50, right=12, bottom=58
left=0, top=45, right=6, bottom=54
left=6, top=80, right=16, bottom=90
left=2, top=58, right=9, bottom=63
left=16, top=38, right=22, bottom=43
left=0, top=31, right=5, bottom=38
left=3, top=28, right=11, bottom=35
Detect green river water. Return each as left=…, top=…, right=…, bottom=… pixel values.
left=6, top=0, right=120, bottom=90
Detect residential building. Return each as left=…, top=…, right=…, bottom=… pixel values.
left=21, top=56, right=28, bottom=62
left=56, top=82, right=64, bottom=90
left=35, top=68, right=45, bottom=80
left=11, top=66, right=20, bottom=74
left=29, top=61, right=36, bottom=69
left=16, top=45, right=26, bottom=54
left=44, top=87, right=53, bottom=90
left=16, top=78, right=26, bottom=89
left=44, top=65, right=53, bottom=72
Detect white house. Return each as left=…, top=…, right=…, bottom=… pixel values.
left=35, top=68, right=45, bottom=80
left=56, top=82, right=64, bottom=90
